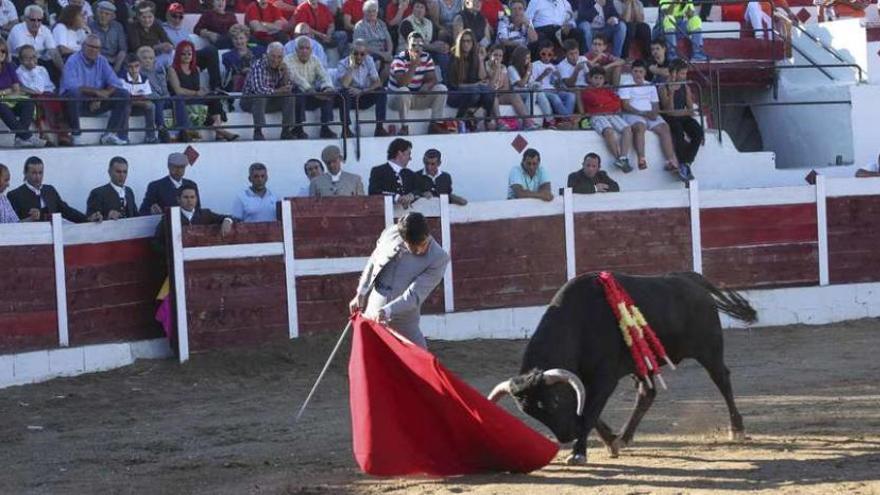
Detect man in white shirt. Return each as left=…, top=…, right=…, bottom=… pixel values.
left=7, top=5, right=64, bottom=81
left=618, top=59, right=678, bottom=173
left=524, top=0, right=586, bottom=53
left=232, top=163, right=279, bottom=222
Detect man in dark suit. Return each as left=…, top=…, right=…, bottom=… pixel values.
left=153, top=184, right=234, bottom=253
left=567, top=152, right=620, bottom=194
left=139, top=152, right=199, bottom=215
left=368, top=138, right=427, bottom=209
left=7, top=156, right=101, bottom=223
left=86, top=156, right=139, bottom=219
left=416, top=149, right=468, bottom=206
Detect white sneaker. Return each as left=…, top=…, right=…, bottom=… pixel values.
left=14, top=135, right=47, bottom=148
left=100, top=133, right=128, bottom=145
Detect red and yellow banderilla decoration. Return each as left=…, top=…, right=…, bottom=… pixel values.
left=597, top=272, right=676, bottom=391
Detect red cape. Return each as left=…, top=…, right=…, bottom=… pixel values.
left=348, top=314, right=558, bottom=476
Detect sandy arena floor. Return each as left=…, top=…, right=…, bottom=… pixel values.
left=1, top=319, right=878, bottom=494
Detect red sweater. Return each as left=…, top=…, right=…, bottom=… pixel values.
left=582, top=87, right=621, bottom=114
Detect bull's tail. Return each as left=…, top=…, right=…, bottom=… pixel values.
left=676, top=272, right=758, bottom=324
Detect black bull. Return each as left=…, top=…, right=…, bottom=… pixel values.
left=489, top=271, right=758, bottom=464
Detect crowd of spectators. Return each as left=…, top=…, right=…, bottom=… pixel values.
left=0, top=0, right=797, bottom=147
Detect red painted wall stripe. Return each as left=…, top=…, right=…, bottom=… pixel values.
left=701, top=204, right=817, bottom=249
left=65, top=238, right=155, bottom=268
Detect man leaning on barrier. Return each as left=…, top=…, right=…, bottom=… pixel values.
left=242, top=41, right=299, bottom=141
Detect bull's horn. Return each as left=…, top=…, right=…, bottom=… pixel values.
left=488, top=379, right=512, bottom=403
left=543, top=369, right=586, bottom=417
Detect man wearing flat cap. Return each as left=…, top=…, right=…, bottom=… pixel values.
left=309, top=144, right=365, bottom=197
left=89, top=0, right=128, bottom=73
left=140, top=152, right=200, bottom=215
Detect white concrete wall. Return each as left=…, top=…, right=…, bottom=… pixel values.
left=849, top=84, right=880, bottom=170
left=795, top=18, right=866, bottom=83
left=0, top=129, right=780, bottom=209
left=0, top=339, right=171, bottom=390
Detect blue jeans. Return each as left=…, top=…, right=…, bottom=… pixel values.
left=0, top=99, right=36, bottom=140
left=63, top=87, right=131, bottom=139
left=578, top=21, right=627, bottom=58
left=545, top=91, right=576, bottom=116
left=655, top=20, right=705, bottom=60
left=447, top=84, right=495, bottom=118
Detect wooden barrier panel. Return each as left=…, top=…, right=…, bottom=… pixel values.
left=827, top=195, right=880, bottom=284
left=574, top=208, right=693, bottom=276
left=65, top=239, right=165, bottom=346
left=701, top=204, right=819, bottom=288
left=185, top=257, right=288, bottom=350
left=183, top=221, right=282, bottom=248
left=452, top=216, right=566, bottom=311
left=295, top=272, right=361, bottom=335
left=290, top=196, right=386, bottom=258
left=181, top=223, right=289, bottom=351
left=0, top=245, right=58, bottom=353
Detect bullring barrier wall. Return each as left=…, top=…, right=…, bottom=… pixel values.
left=2, top=176, right=880, bottom=384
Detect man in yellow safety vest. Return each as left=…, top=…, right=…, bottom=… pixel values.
left=655, top=0, right=706, bottom=61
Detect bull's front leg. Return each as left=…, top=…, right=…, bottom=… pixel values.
left=566, top=377, right=618, bottom=465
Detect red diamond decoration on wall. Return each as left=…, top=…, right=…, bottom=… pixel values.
left=796, top=8, right=811, bottom=23
left=184, top=145, right=200, bottom=166
left=511, top=134, right=528, bottom=153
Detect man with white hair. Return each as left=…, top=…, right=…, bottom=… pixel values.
left=284, top=35, right=338, bottom=139
left=283, top=22, right=328, bottom=68
left=242, top=41, right=300, bottom=141
left=60, top=33, right=132, bottom=145
left=7, top=5, right=64, bottom=81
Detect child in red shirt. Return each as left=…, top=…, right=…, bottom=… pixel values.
left=582, top=67, right=633, bottom=172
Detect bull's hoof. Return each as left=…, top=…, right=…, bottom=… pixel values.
left=607, top=437, right=624, bottom=458
left=565, top=453, right=587, bottom=465
left=729, top=429, right=746, bottom=442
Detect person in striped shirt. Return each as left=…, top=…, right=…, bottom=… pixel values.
left=387, top=32, right=449, bottom=135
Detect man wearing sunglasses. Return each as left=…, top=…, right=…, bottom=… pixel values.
left=7, top=5, right=64, bottom=82
left=337, top=38, right=389, bottom=137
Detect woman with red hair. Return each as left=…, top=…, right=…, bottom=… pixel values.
left=167, top=40, right=238, bottom=141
